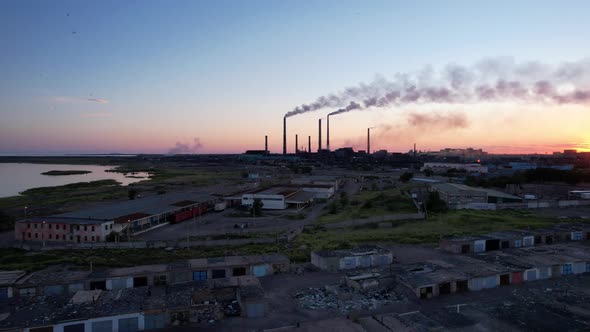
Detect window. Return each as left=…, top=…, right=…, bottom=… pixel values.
left=70, top=235, right=73, bottom=240
left=76, top=225, right=80, bottom=231
left=572, top=231, right=582, bottom=241
left=84, top=225, right=87, bottom=231
left=48, top=224, right=52, bottom=229
left=91, top=236, right=95, bottom=241
left=563, top=263, right=573, bottom=275
left=586, top=263, right=590, bottom=273
left=105, top=225, right=108, bottom=231
left=63, top=234, right=66, bottom=240
left=193, top=271, right=207, bottom=281
left=110, top=224, right=113, bottom=229
left=84, top=236, right=87, bottom=241
left=91, top=226, right=95, bottom=231
left=28, top=233, right=31, bottom=238
left=34, top=224, right=37, bottom=229
left=49, top=234, right=52, bottom=239
left=27, top=223, right=30, bottom=228
left=35, top=233, right=38, bottom=238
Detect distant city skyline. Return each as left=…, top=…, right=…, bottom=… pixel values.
left=1, top=0, right=589, bottom=155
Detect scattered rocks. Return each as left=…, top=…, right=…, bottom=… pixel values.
left=293, top=285, right=405, bottom=313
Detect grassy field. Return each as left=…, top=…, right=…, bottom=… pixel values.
left=297, top=209, right=575, bottom=250
left=315, top=188, right=417, bottom=224
left=0, top=209, right=581, bottom=271
left=0, top=243, right=306, bottom=271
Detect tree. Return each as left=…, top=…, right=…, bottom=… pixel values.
left=251, top=198, right=264, bottom=217
left=399, top=172, right=413, bottom=183
left=424, top=169, right=434, bottom=177
left=426, top=191, right=448, bottom=212
left=340, top=192, right=349, bottom=206
left=128, top=189, right=138, bottom=200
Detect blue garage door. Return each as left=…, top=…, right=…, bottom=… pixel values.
left=0, top=287, right=8, bottom=300
left=252, top=265, right=268, bottom=277
left=145, top=313, right=166, bottom=329
left=118, top=317, right=138, bottom=332
left=247, top=303, right=265, bottom=318
left=92, top=320, right=113, bottom=332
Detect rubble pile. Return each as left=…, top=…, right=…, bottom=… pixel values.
left=293, top=285, right=405, bottom=313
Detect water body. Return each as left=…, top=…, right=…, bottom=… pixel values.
left=0, top=163, right=150, bottom=198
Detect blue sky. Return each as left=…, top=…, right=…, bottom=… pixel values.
left=1, top=0, right=589, bottom=154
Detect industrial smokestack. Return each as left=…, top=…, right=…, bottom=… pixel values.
left=265, top=135, right=268, bottom=152
left=327, top=115, right=330, bottom=151
left=295, top=134, right=298, bottom=153
left=283, top=116, right=287, bottom=155
left=308, top=136, right=311, bottom=153
left=318, top=118, right=322, bottom=152
left=367, top=128, right=371, bottom=154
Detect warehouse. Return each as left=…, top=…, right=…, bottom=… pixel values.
left=421, top=162, right=488, bottom=174
left=14, top=216, right=114, bottom=244
left=14, top=192, right=217, bottom=242
left=240, top=187, right=315, bottom=210
left=311, top=246, right=393, bottom=272
left=431, top=182, right=522, bottom=209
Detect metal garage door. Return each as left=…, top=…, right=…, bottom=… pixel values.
left=253, top=265, right=268, bottom=277
left=360, top=256, right=371, bottom=267
left=63, top=323, right=84, bottom=332
left=111, top=278, right=127, bottom=290
left=44, top=285, right=65, bottom=296
left=474, top=240, right=486, bottom=253
left=246, top=303, right=265, bottom=318
left=145, top=313, right=166, bottom=329
left=526, top=269, right=537, bottom=281
left=92, top=320, right=113, bottom=332
left=118, top=317, right=138, bottom=332
left=0, top=287, right=8, bottom=300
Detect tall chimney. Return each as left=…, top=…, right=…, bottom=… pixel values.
left=308, top=136, right=311, bottom=153
left=282, top=116, right=287, bottom=155
left=265, top=135, right=268, bottom=152
left=295, top=134, right=298, bottom=153
left=327, top=115, right=330, bottom=151
left=318, top=118, right=322, bottom=152
left=367, top=128, right=371, bottom=154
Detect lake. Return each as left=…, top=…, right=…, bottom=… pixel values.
left=0, top=163, right=150, bottom=198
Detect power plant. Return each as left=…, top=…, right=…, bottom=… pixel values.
left=326, top=115, right=330, bottom=151
left=318, top=119, right=322, bottom=152
left=282, top=116, right=287, bottom=155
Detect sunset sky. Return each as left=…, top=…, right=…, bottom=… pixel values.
left=1, top=0, right=589, bottom=155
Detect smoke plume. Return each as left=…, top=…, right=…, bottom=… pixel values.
left=407, top=112, right=469, bottom=129
left=285, top=57, right=590, bottom=118
left=168, top=137, right=204, bottom=154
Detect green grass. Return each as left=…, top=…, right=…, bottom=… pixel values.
left=315, top=188, right=416, bottom=224
left=296, top=209, right=576, bottom=251
left=0, top=242, right=306, bottom=271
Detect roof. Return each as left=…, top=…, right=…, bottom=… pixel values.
left=56, top=192, right=214, bottom=221
left=313, top=245, right=390, bottom=258
left=0, top=271, right=26, bottom=286
left=189, top=254, right=289, bottom=269
left=432, top=183, right=522, bottom=200
left=285, top=191, right=315, bottom=204
left=16, top=216, right=111, bottom=225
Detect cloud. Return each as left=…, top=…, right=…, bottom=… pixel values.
left=407, top=111, right=469, bottom=129
left=87, top=98, right=109, bottom=104
left=168, top=137, right=204, bottom=154
left=51, top=96, right=109, bottom=104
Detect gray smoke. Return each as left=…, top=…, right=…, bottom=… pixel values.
left=285, top=57, right=590, bottom=118
left=168, top=137, right=204, bottom=154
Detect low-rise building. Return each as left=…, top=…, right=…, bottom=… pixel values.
left=422, top=162, right=488, bottom=174
left=431, top=182, right=522, bottom=209
left=14, top=217, right=114, bottom=243
left=311, top=246, right=393, bottom=272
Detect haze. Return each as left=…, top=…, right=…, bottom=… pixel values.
left=1, top=0, right=590, bottom=155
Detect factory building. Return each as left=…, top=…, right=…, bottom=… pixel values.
left=14, top=217, right=114, bottom=244
left=14, top=192, right=217, bottom=242
left=431, top=182, right=523, bottom=209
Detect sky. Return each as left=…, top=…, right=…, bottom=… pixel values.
left=1, top=0, right=589, bottom=155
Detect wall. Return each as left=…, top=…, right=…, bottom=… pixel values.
left=242, top=194, right=286, bottom=210
left=25, top=313, right=145, bottom=332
